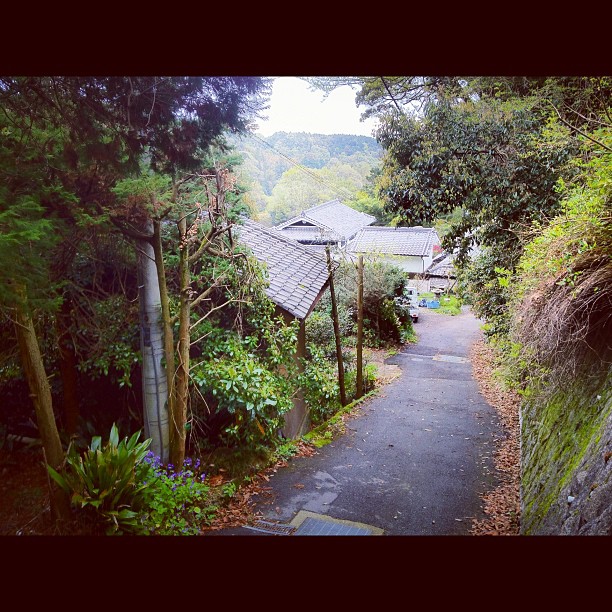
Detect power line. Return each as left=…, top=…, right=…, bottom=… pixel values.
left=247, top=132, right=357, bottom=202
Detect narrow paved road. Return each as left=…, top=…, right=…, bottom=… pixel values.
left=233, top=306, right=503, bottom=535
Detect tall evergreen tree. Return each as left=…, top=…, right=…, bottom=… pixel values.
left=0, top=77, right=270, bottom=475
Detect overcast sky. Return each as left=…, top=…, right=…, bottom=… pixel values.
left=254, top=77, right=378, bottom=138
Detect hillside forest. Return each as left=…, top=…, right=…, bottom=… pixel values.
left=228, top=131, right=391, bottom=226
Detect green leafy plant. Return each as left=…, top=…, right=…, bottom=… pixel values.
left=136, top=454, right=217, bottom=535
left=300, top=344, right=341, bottom=425
left=273, top=439, right=301, bottom=462
left=221, top=480, right=238, bottom=499
left=344, top=363, right=378, bottom=400
left=192, top=342, right=295, bottom=446
left=47, top=424, right=152, bottom=535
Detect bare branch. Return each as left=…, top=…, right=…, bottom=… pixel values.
left=110, top=217, right=154, bottom=242
left=380, top=76, right=403, bottom=114
left=549, top=101, right=612, bottom=153
left=561, top=101, right=612, bottom=129
left=189, top=330, right=214, bottom=347
left=188, top=224, right=232, bottom=264
left=189, top=274, right=227, bottom=311
left=146, top=76, right=157, bottom=127
left=189, top=298, right=248, bottom=331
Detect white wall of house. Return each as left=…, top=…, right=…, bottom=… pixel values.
left=410, top=277, right=431, bottom=293
left=358, top=252, right=432, bottom=275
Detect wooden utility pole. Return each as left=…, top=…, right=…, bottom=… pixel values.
left=326, top=245, right=347, bottom=407
left=13, top=290, right=71, bottom=522
left=356, top=255, right=364, bottom=399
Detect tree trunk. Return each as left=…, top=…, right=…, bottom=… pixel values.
left=136, top=228, right=170, bottom=463
left=326, top=246, right=347, bottom=407
left=13, top=293, right=71, bottom=522
left=172, top=213, right=191, bottom=468
left=356, top=255, right=364, bottom=399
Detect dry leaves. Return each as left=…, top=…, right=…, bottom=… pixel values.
left=469, top=339, right=521, bottom=536
left=201, top=439, right=318, bottom=532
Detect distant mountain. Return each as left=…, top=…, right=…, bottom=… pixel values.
left=229, top=131, right=383, bottom=197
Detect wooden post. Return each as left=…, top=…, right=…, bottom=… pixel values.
left=356, top=255, right=364, bottom=399
left=326, top=245, right=347, bottom=407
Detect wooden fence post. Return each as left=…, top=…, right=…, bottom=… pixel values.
left=356, top=255, right=364, bottom=399
left=326, top=245, right=347, bottom=407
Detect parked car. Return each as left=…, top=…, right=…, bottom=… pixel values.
left=403, top=286, right=420, bottom=323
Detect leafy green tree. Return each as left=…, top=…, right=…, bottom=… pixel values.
left=228, top=131, right=382, bottom=224
left=350, top=78, right=600, bottom=335
left=267, top=166, right=339, bottom=224
left=347, top=167, right=395, bottom=225
left=1, top=77, right=270, bottom=472
left=73, top=77, right=269, bottom=465
left=376, top=93, right=575, bottom=265
left=0, top=102, right=74, bottom=520
left=367, top=76, right=610, bottom=336
left=304, top=76, right=463, bottom=120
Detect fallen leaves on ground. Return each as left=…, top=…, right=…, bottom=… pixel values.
left=201, top=440, right=317, bottom=532
left=366, top=347, right=402, bottom=386
left=469, top=339, right=521, bottom=536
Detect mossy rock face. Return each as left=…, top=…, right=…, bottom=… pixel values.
left=520, top=371, right=612, bottom=535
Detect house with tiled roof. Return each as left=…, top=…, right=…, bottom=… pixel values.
left=426, top=253, right=457, bottom=292
left=275, top=199, right=376, bottom=250
left=347, top=226, right=441, bottom=280
left=235, top=218, right=336, bottom=437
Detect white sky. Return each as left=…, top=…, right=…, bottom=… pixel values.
left=254, top=77, right=378, bottom=138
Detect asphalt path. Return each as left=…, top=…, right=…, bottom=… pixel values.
left=211, top=305, right=503, bottom=536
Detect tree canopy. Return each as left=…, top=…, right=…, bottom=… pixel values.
left=0, top=76, right=271, bottom=480
left=298, top=77, right=610, bottom=339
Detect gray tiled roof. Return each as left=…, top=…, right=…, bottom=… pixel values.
left=234, top=218, right=334, bottom=320
left=276, top=199, right=375, bottom=243
left=273, top=225, right=335, bottom=243
left=426, top=254, right=456, bottom=278
left=348, top=226, right=440, bottom=257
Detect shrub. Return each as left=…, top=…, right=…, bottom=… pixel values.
left=457, top=252, right=512, bottom=338
left=192, top=343, right=295, bottom=447
left=47, top=424, right=152, bottom=535
left=300, top=344, right=341, bottom=425
left=344, top=363, right=377, bottom=399
left=314, top=258, right=411, bottom=347
left=136, top=454, right=217, bottom=535
left=508, top=155, right=612, bottom=386
left=305, top=310, right=335, bottom=346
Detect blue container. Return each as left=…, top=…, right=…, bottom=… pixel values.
left=427, top=300, right=440, bottom=309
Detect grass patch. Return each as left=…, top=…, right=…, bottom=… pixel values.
left=420, top=291, right=463, bottom=315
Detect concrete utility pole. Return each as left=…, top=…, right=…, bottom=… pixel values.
left=326, top=245, right=347, bottom=407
